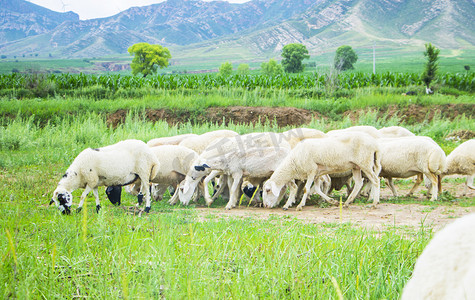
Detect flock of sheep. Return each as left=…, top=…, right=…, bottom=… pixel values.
left=50, top=125, right=475, bottom=215
left=49, top=125, right=475, bottom=298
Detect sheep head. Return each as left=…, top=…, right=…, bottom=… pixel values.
left=51, top=187, right=73, bottom=215
left=262, top=180, right=283, bottom=208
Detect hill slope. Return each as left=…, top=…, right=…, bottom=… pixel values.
left=0, top=0, right=473, bottom=58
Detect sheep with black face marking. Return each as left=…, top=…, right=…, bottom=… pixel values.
left=443, top=139, right=475, bottom=196
left=178, top=132, right=291, bottom=209
left=51, top=139, right=159, bottom=214
left=262, top=132, right=381, bottom=210
left=401, top=213, right=475, bottom=299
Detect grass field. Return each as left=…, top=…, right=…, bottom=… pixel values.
left=0, top=107, right=474, bottom=298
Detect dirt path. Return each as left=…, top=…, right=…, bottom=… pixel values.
left=193, top=203, right=475, bottom=231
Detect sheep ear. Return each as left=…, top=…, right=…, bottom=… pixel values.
left=270, top=181, right=281, bottom=197
left=203, top=164, right=210, bottom=168
left=49, top=199, right=55, bottom=205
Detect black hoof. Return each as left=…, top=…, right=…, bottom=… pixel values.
left=76, top=207, right=83, bottom=213
left=63, top=206, right=71, bottom=215
left=96, top=205, right=101, bottom=213
left=282, top=207, right=288, bottom=211
left=137, top=193, right=144, bottom=205
left=144, top=206, right=151, bottom=213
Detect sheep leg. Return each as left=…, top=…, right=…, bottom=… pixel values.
left=426, top=173, right=439, bottom=201
left=211, top=175, right=227, bottom=201
left=168, top=187, right=180, bottom=205
left=321, top=175, right=331, bottom=195
left=362, top=169, right=380, bottom=207
left=141, top=180, right=152, bottom=213
left=464, top=175, right=475, bottom=196
left=407, top=173, right=423, bottom=197
left=312, top=177, right=339, bottom=206
left=296, top=175, right=316, bottom=211
left=225, top=173, right=243, bottom=210
left=203, top=170, right=221, bottom=206
left=386, top=177, right=398, bottom=197
left=93, top=187, right=101, bottom=213
left=283, top=181, right=299, bottom=210
left=77, top=185, right=93, bottom=213
left=344, top=168, right=364, bottom=208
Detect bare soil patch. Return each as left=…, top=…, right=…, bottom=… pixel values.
left=194, top=179, right=475, bottom=231
left=106, top=103, right=474, bottom=128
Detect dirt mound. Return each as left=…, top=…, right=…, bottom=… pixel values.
left=106, top=103, right=474, bottom=128
left=343, top=103, right=475, bottom=124
left=446, top=130, right=475, bottom=140
left=107, top=106, right=320, bottom=128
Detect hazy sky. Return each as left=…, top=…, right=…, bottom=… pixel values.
left=28, top=0, right=251, bottom=20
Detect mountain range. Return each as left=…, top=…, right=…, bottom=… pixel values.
left=0, top=0, right=474, bottom=59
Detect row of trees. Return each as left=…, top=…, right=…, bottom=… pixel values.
left=128, top=42, right=358, bottom=78
left=128, top=42, right=440, bottom=93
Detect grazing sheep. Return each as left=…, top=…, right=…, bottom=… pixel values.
left=128, top=145, right=199, bottom=204
left=281, top=128, right=326, bottom=148
left=443, top=139, right=475, bottom=196
left=401, top=213, right=475, bottom=299
left=178, top=129, right=238, bottom=154
left=377, top=136, right=446, bottom=201
left=147, top=133, right=198, bottom=147
left=51, top=139, right=159, bottom=214
left=178, top=132, right=290, bottom=209
left=262, top=133, right=381, bottom=210
left=378, top=126, right=415, bottom=138
left=327, top=125, right=382, bottom=139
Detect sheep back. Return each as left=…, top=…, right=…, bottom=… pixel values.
left=401, top=213, right=475, bottom=299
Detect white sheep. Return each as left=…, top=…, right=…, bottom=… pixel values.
left=281, top=127, right=326, bottom=148
left=178, top=129, right=238, bottom=154
left=147, top=133, right=198, bottom=147
left=51, top=139, right=159, bottom=214
left=178, top=132, right=291, bottom=209
left=443, top=139, right=475, bottom=195
left=378, top=126, right=415, bottom=138
left=401, top=213, right=475, bottom=299
left=327, top=125, right=382, bottom=139
left=377, top=136, right=446, bottom=201
left=262, top=132, right=381, bottom=210
left=128, top=145, right=199, bottom=204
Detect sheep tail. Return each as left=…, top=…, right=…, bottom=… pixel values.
left=373, top=149, right=382, bottom=176
left=428, top=149, right=446, bottom=176
left=150, top=162, right=159, bottom=181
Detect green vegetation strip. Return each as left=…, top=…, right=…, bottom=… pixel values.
left=0, top=72, right=473, bottom=100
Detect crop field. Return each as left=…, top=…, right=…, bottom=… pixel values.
left=0, top=68, right=474, bottom=298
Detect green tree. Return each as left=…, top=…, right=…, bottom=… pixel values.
left=128, top=43, right=171, bottom=77
left=261, top=59, right=283, bottom=76
left=422, top=43, right=440, bottom=94
left=281, top=43, right=310, bottom=73
left=219, top=62, right=233, bottom=77
left=237, top=63, right=250, bottom=75
left=334, top=45, right=358, bottom=71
